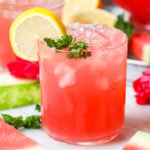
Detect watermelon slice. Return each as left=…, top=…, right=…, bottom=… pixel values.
left=130, top=33, right=150, bottom=64
left=0, top=71, right=40, bottom=110
left=0, top=118, right=47, bottom=150
left=123, top=131, right=150, bottom=150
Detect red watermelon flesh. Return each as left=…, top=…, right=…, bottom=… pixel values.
left=123, top=131, right=150, bottom=150
left=130, top=33, right=150, bottom=62
left=0, top=118, right=47, bottom=150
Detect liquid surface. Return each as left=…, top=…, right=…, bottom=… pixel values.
left=67, top=23, right=127, bottom=50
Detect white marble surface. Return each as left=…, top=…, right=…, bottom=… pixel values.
left=1, top=86, right=150, bottom=150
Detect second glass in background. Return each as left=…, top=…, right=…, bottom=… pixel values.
left=0, top=0, right=64, bottom=68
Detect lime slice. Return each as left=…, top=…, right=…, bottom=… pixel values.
left=64, top=9, right=116, bottom=26
left=62, top=0, right=103, bottom=25
left=10, top=7, right=66, bottom=62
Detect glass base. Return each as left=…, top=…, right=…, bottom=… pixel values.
left=74, top=133, right=119, bottom=145
left=44, top=128, right=122, bottom=145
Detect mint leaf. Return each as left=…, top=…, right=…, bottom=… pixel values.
left=44, top=34, right=91, bottom=59
left=35, top=104, right=41, bottom=112
left=1, top=114, right=24, bottom=129
left=2, top=114, right=41, bottom=129
left=114, top=14, right=135, bottom=39
left=24, top=115, right=41, bottom=129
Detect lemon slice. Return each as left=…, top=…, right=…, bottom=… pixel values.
left=63, top=9, right=116, bottom=26
left=62, top=0, right=103, bottom=25
left=10, top=7, right=66, bottom=62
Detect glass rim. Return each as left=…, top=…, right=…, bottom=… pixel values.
left=39, top=38, right=127, bottom=56
left=40, top=38, right=128, bottom=55
left=66, top=23, right=128, bottom=51
left=0, top=1, right=64, bottom=10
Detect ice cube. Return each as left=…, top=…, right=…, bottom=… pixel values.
left=54, top=63, right=76, bottom=88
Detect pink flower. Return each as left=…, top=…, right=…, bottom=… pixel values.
left=7, top=57, right=39, bottom=80
left=133, top=69, right=150, bottom=105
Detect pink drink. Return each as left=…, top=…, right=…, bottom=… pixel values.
left=0, top=15, right=15, bottom=68
left=0, top=0, right=64, bottom=68
left=39, top=24, right=128, bottom=144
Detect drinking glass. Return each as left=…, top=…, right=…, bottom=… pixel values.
left=0, top=0, right=64, bottom=69
left=39, top=23, right=128, bottom=145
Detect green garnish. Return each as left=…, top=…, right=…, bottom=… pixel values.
left=35, top=104, right=41, bottom=112
left=44, top=34, right=91, bottom=59
left=1, top=114, right=41, bottom=129
left=23, top=115, right=41, bottom=129
left=1, top=114, right=24, bottom=129
left=114, top=14, right=135, bottom=39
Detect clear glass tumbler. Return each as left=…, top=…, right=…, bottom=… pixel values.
left=0, top=0, right=64, bottom=69
left=39, top=23, right=128, bottom=145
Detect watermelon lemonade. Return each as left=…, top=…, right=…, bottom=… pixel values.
left=0, top=0, right=64, bottom=68
left=39, top=24, right=128, bottom=144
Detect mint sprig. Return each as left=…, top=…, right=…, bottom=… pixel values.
left=1, top=104, right=41, bottom=129
left=35, top=104, right=41, bottom=112
left=1, top=114, right=41, bottom=129
left=114, top=14, right=135, bottom=39
left=44, top=34, right=91, bottom=59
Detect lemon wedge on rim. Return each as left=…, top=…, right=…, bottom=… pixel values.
left=10, top=7, right=66, bottom=62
